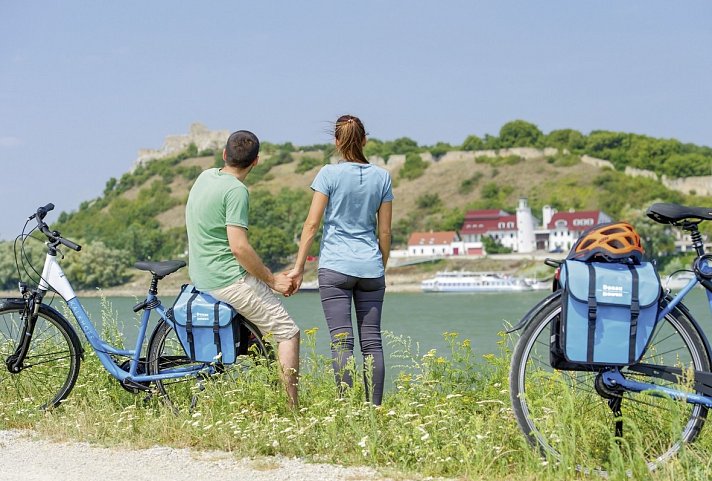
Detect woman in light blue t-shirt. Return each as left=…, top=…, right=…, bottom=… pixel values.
left=289, top=114, right=393, bottom=405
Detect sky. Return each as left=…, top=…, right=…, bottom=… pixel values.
left=1, top=1, right=711, bottom=240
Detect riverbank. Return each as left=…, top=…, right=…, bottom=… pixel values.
left=0, top=256, right=547, bottom=298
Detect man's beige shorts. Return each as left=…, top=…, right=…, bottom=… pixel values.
left=209, top=274, right=299, bottom=343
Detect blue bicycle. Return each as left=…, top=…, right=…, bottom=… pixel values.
left=0, top=204, right=270, bottom=412
left=509, top=203, right=712, bottom=474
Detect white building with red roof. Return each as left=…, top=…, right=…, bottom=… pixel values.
left=460, top=198, right=537, bottom=253
left=402, top=199, right=612, bottom=257
left=460, top=199, right=611, bottom=254
left=547, top=210, right=611, bottom=252
left=407, top=231, right=460, bottom=256
left=407, top=231, right=484, bottom=256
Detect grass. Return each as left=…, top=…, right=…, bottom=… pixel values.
left=3, top=305, right=712, bottom=480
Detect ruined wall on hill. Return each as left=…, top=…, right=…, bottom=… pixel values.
left=134, top=125, right=711, bottom=195
left=133, top=123, right=229, bottom=169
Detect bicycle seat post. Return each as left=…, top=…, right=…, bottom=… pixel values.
left=683, top=222, right=706, bottom=257
left=149, top=274, right=161, bottom=296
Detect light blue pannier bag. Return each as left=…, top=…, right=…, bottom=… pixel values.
left=559, top=260, right=662, bottom=365
left=168, top=284, right=241, bottom=364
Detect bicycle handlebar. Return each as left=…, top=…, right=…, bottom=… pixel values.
left=31, top=203, right=55, bottom=221
left=31, top=203, right=82, bottom=252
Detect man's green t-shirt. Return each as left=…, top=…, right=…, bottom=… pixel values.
left=186, top=168, right=249, bottom=290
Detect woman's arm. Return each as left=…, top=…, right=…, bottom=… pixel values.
left=288, top=191, right=328, bottom=289
left=377, top=201, right=393, bottom=268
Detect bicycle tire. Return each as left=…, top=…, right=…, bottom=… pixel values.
left=146, top=317, right=271, bottom=412
left=509, top=297, right=710, bottom=475
left=0, top=300, right=82, bottom=411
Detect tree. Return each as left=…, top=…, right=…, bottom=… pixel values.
left=461, top=134, right=484, bottom=151
left=416, top=193, right=442, bottom=210
left=619, top=205, right=675, bottom=262
left=427, top=142, right=453, bottom=159
left=249, top=226, right=295, bottom=270
left=399, top=153, right=428, bottom=180
left=103, top=177, right=118, bottom=196
left=483, top=134, right=500, bottom=150
left=364, top=138, right=386, bottom=159
left=483, top=235, right=512, bottom=254
left=62, top=241, right=132, bottom=289
left=498, top=120, right=543, bottom=148
left=389, top=137, right=420, bottom=155
left=545, top=129, right=586, bottom=151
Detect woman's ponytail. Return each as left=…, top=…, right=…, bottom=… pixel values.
left=334, top=115, right=368, bottom=164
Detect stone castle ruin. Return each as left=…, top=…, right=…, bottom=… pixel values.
left=133, top=123, right=229, bottom=169
left=134, top=123, right=712, bottom=196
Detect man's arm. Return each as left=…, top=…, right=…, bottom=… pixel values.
left=227, top=225, right=293, bottom=295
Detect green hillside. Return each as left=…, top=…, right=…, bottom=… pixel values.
left=2, top=120, right=710, bottom=290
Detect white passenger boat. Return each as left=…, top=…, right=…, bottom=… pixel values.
left=298, top=280, right=320, bottom=292
left=421, top=271, right=533, bottom=293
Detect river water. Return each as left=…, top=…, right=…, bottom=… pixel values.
left=71, top=288, right=712, bottom=368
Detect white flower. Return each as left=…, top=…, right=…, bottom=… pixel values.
left=358, top=436, right=369, bottom=448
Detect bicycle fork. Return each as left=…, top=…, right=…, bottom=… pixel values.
left=5, top=288, right=42, bottom=374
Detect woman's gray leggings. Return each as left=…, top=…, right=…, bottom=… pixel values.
left=317, top=268, right=386, bottom=405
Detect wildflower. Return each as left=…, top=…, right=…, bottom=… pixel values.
left=358, top=436, right=368, bottom=448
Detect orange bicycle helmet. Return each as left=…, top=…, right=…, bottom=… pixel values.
left=567, top=222, right=644, bottom=263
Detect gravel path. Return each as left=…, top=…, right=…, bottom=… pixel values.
left=0, top=430, right=436, bottom=481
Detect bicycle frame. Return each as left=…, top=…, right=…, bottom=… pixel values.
left=37, top=251, right=211, bottom=384
left=602, top=267, right=712, bottom=406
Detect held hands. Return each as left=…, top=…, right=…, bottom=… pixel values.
left=272, top=272, right=296, bottom=296
left=271, top=269, right=304, bottom=297
left=286, top=268, right=304, bottom=296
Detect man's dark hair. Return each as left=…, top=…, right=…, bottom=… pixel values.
left=225, top=130, right=260, bottom=168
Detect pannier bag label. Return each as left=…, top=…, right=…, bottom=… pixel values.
left=169, top=284, right=241, bottom=364
left=560, top=260, right=661, bottom=365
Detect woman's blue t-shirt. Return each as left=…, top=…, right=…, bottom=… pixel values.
left=311, top=162, right=394, bottom=278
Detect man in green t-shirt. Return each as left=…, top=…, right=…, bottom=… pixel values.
left=185, top=130, right=300, bottom=406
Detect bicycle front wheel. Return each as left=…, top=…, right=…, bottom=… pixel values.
left=510, top=297, right=709, bottom=475
left=0, top=301, right=82, bottom=411
left=147, top=318, right=271, bottom=412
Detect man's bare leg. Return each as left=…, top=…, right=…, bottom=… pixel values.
left=277, top=331, right=300, bottom=407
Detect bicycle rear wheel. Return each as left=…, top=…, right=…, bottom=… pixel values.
left=146, top=318, right=271, bottom=412
left=510, top=297, right=709, bottom=475
left=0, top=301, right=82, bottom=411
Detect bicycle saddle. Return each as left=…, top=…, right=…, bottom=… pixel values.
left=134, top=260, right=186, bottom=277
left=646, top=203, right=712, bottom=225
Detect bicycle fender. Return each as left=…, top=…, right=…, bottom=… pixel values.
left=0, top=297, right=85, bottom=359
left=506, top=290, right=562, bottom=333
